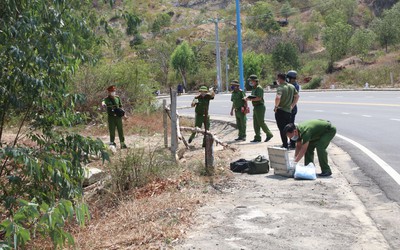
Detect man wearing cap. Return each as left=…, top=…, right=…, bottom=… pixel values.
left=101, top=85, right=127, bottom=149
left=283, top=120, right=337, bottom=177
left=274, top=73, right=299, bottom=149
left=287, top=70, right=300, bottom=148
left=245, top=75, right=273, bottom=143
left=230, top=80, right=247, bottom=141
left=188, top=85, right=215, bottom=147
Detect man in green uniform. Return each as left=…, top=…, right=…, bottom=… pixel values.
left=245, top=75, right=273, bottom=143
left=283, top=119, right=337, bottom=177
left=229, top=80, right=247, bottom=141
left=274, top=73, right=299, bottom=149
left=101, top=85, right=127, bottom=149
left=188, top=86, right=215, bottom=147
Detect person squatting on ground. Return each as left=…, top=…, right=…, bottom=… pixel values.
left=283, top=119, right=337, bottom=177
left=245, top=75, right=273, bottom=143
left=188, top=85, right=215, bottom=147
left=274, top=73, right=299, bottom=149
left=287, top=70, right=300, bottom=148
left=101, top=85, right=128, bottom=149
left=229, top=80, right=247, bottom=141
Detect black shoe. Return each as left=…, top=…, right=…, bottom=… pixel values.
left=264, top=135, right=273, bottom=142
left=234, top=137, right=241, bottom=141
left=281, top=144, right=289, bottom=149
left=188, top=138, right=193, bottom=144
left=121, top=144, right=128, bottom=149
left=250, top=139, right=261, bottom=143
left=317, top=172, right=332, bottom=177
left=109, top=142, right=116, bottom=146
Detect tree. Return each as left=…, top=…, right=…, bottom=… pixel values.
left=316, top=0, right=357, bottom=23
left=243, top=51, right=266, bottom=90
left=170, top=41, right=196, bottom=89
left=271, top=42, right=300, bottom=72
left=349, top=29, right=376, bottom=61
left=151, top=13, right=172, bottom=33
left=246, top=2, right=280, bottom=34
left=370, top=5, right=400, bottom=52
left=280, top=2, right=295, bottom=21
left=322, top=21, right=353, bottom=72
left=124, top=12, right=142, bottom=36
left=0, top=1, right=108, bottom=248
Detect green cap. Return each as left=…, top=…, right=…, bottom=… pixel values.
left=199, top=86, right=208, bottom=92
left=248, top=74, right=258, bottom=80
left=230, top=80, right=239, bottom=86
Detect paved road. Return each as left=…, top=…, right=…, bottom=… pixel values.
left=174, top=90, right=400, bottom=202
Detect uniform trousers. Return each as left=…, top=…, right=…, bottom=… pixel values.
left=253, top=105, right=273, bottom=141
left=304, top=124, right=337, bottom=173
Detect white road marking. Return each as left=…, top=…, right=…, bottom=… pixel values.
left=336, top=134, right=400, bottom=186
left=314, top=110, right=324, bottom=112
left=362, top=115, right=372, bottom=118
left=390, top=118, right=400, bottom=122
left=342, top=112, right=350, bottom=115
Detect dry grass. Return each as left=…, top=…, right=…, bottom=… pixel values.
left=22, top=113, right=239, bottom=250
left=74, top=173, right=206, bottom=250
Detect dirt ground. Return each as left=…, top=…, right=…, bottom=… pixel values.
left=173, top=118, right=400, bottom=250
left=13, top=115, right=400, bottom=249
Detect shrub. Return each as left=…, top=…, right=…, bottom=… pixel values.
left=303, top=77, right=323, bottom=89
left=108, top=145, right=177, bottom=194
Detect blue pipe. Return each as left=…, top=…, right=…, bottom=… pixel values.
left=235, top=0, right=245, bottom=90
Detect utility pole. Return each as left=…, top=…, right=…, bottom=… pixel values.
left=225, top=47, right=229, bottom=92
left=204, top=17, right=223, bottom=93
left=213, top=17, right=222, bottom=93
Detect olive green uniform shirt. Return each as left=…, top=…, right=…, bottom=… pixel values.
left=251, top=85, right=264, bottom=106
left=231, top=90, right=246, bottom=109
left=194, top=94, right=214, bottom=115
left=277, top=82, right=298, bottom=113
left=102, top=96, right=123, bottom=116
left=297, top=119, right=333, bottom=144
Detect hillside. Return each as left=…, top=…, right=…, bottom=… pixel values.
left=93, top=0, right=400, bottom=90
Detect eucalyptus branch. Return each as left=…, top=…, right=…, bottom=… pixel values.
left=13, top=100, right=33, bottom=148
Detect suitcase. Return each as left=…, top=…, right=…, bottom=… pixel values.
left=267, top=147, right=295, bottom=177
left=248, top=155, right=269, bottom=174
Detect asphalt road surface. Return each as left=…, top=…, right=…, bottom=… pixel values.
left=174, top=90, right=400, bottom=202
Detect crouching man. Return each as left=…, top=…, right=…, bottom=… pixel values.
left=283, top=119, right=337, bottom=177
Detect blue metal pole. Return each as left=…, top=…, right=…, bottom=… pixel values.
left=235, top=0, right=245, bottom=90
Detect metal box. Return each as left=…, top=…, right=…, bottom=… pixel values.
left=267, top=147, right=294, bottom=178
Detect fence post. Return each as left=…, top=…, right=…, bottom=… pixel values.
left=170, top=90, right=178, bottom=161
left=204, top=106, right=214, bottom=175
left=390, top=72, right=394, bottom=86
left=163, top=99, right=168, bottom=148
left=205, top=134, right=214, bottom=175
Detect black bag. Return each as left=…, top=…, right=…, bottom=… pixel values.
left=230, top=159, right=249, bottom=173
left=248, top=155, right=269, bottom=174
left=113, top=108, right=125, bottom=117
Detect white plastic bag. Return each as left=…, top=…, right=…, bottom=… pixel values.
left=294, top=162, right=317, bottom=180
